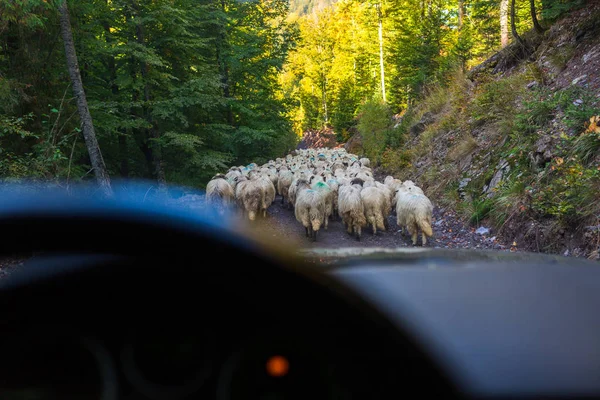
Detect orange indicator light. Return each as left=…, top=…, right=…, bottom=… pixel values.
left=266, top=355, right=289, bottom=377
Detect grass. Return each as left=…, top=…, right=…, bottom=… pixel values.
left=448, top=135, right=478, bottom=161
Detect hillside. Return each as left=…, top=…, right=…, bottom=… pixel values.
left=349, top=3, right=600, bottom=260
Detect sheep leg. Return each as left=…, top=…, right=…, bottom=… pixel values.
left=355, top=225, right=361, bottom=241
left=281, top=196, right=285, bottom=205
left=305, top=227, right=309, bottom=237
left=372, top=222, right=377, bottom=235
left=324, top=216, right=328, bottom=230
left=312, top=229, right=318, bottom=242
left=422, top=232, right=427, bottom=246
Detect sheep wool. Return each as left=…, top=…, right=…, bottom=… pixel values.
left=360, top=186, right=388, bottom=235
left=206, top=175, right=235, bottom=215
left=395, top=186, right=433, bottom=245
left=235, top=179, right=265, bottom=221
left=338, top=184, right=367, bottom=241
left=295, top=180, right=326, bottom=241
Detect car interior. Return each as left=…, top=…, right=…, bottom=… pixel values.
left=0, top=193, right=599, bottom=400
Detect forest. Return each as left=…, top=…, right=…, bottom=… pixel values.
left=0, top=0, right=297, bottom=189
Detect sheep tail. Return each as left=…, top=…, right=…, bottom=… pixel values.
left=419, top=218, right=433, bottom=237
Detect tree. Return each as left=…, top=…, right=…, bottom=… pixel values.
left=500, top=0, right=509, bottom=47
left=510, top=0, right=524, bottom=44
left=57, top=0, right=112, bottom=197
left=376, top=2, right=387, bottom=103
left=530, top=0, right=544, bottom=33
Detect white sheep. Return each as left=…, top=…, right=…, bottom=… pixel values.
left=310, top=176, right=333, bottom=230
left=235, top=178, right=265, bottom=221
left=360, top=186, right=388, bottom=235
left=294, top=179, right=326, bottom=241
left=338, top=178, right=367, bottom=241
left=277, top=170, right=294, bottom=209
left=206, top=174, right=235, bottom=214
left=395, top=184, right=433, bottom=245
left=255, top=174, right=276, bottom=218
left=326, top=178, right=340, bottom=220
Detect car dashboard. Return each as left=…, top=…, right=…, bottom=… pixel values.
left=0, top=253, right=452, bottom=400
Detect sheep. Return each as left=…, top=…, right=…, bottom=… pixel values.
left=338, top=178, right=367, bottom=241
left=287, top=177, right=300, bottom=209
left=294, top=179, right=326, bottom=241
left=326, top=178, right=340, bottom=220
left=395, top=184, right=434, bottom=246
left=232, top=175, right=248, bottom=199
left=310, top=175, right=333, bottom=230
left=206, top=174, right=235, bottom=214
left=360, top=186, right=388, bottom=235
left=255, top=174, right=276, bottom=217
left=277, top=170, right=294, bottom=208
left=235, top=178, right=265, bottom=221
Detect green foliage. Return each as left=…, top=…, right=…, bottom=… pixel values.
left=572, top=117, right=600, bottom=163
left=540, top=0, right=585, bottom=20
left=379, top=147, right=414, bottom=174
left=357, top=99, right=394, bottom=164
left=0, top=0, right=296, bottom=186
left=470, top=72, right=529, bottom=123
left=553, top=86, right=600, bottom=129
left=532, top=156, right=599, bottom=222
left=469, top=197, right=494, bottom=226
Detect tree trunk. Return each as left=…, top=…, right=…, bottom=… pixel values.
left=500, top=0, right=509, bottom=47
left=510, top=0, right=524, bottom=45
left=133, top=2, right=167, bottom=190
left=458, top=0, right=464, bottom=29
left=321, top=69, right=328, bottom=124
left=530, top=0, right=544, bottom=33
left=376, top=3, right=386, bottom=103
left=58, top=0, right=112, bottom=197
left=103, top=17, right=129, bottom=179
left=218, top=0, right=234, bottom=125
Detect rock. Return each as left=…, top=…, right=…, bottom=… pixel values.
left=529, top=135, right=556, bottom=167
left=475, top=227, right=490, bottom=235
left=583, top=45, right=600, bottom=64
left=458, top=178, right=471, bottom=200
left=459, top=154, right=473, bottom=171
left=344, top=132, right=363, bottom=154
left=434, top=219, right=444, bottom=227
left=563, top=249, right=570, bottom=257
left=409, top=112, right=435, bottom=137
left=571, top=75, right=587, bottom=85
left=485, top=159, right=509, bottom=198
left=572, top=99, right=584, bottom=106
left=586, top=225, right=600, bottom=232
left=526, top=81, right=539, bottom=89
left=459, top=178, right=471, bottom=189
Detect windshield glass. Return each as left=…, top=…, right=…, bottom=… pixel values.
left=1, top=0, right=598, bottom=276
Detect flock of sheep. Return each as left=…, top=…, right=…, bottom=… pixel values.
left=205, top=148, right=434, bottom=245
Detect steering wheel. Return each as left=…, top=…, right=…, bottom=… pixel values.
left=0, top=190, right=459, bottom=399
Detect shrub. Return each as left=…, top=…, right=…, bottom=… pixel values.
left=357, top=99, right=394, bottom=165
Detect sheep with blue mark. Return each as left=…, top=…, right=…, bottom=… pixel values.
left=294, top=179, right=326, bottom=241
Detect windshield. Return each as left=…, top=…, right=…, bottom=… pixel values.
left=0, top=0, right=598, bottom=276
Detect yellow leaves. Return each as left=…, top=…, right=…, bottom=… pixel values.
left=586, top=115, right=600, bottom=134
left=555, top=157, right=564, bottom=166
